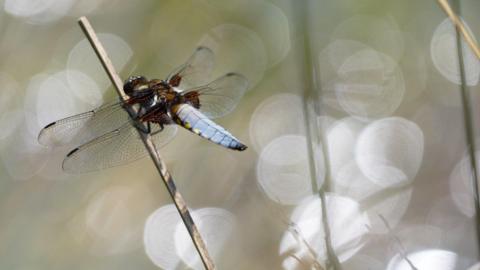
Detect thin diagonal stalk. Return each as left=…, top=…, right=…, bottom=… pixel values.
left=267, top=199, right=325, bottom=269
left=77, top=16, right=215, bottom=270
left=378, top=215, right=418, bottom=270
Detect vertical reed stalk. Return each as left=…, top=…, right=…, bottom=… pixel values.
left=441, top=0, right=480, bottom=257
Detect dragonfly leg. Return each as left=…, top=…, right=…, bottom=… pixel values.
left=132, top=120, right=150, bottom=134
left=150, top=123, right=165, bottom=135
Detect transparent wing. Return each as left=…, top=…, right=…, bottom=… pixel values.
left=185, top=73, right=249, bottom=119
left=62, top=123, right=178, bottom=173
left=166, top=46, right=215, bottom=90
left=38, top=100, right=131, bottom=147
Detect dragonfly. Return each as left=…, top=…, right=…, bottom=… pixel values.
left=38, top=46, right=249, bottom=173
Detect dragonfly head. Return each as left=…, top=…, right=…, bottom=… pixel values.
left=123, top=76, right=148, bottom=96
left=160, top=80, right=170, bottom=89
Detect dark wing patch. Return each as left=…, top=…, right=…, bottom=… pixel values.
left=38, top=100, right=130, bottom=147
left=166, top=46, right=215, bottom=90
left=183, top=73, right=249, bottom=119
left=62, top=123, right=177, bottom=174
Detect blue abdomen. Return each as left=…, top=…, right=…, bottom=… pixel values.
left=172, top=104, right=247, bottom=151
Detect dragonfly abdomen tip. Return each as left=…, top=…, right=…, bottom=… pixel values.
left=237, top=144, right=247, bottom=151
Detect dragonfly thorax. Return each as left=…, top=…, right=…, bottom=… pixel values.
left=124, top=79, right=186, bottom=126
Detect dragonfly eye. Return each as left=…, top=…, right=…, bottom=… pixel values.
left=124, top=76, right=148, bottom=96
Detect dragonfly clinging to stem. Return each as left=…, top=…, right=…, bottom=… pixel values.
left=38, top=46, right=249, bottom=173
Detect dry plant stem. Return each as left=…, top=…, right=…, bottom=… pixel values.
left=77, top=16, right=215, bottom=270
left=437, top=0, right=480, bottom=60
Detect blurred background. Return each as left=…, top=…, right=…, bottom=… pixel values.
left=0, top=0, right=480, bottom=269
